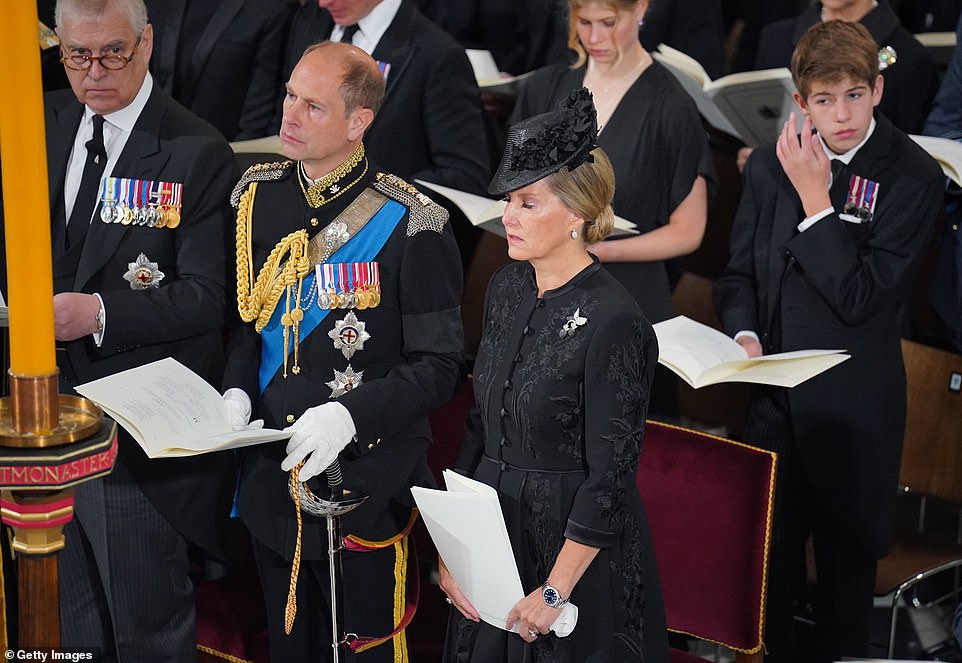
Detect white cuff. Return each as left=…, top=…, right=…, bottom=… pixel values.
left=797, top=206, right=834, bottom=232
left=734, top=330, right=760, bottom=344
left=92, top=293, right=105, bottom=348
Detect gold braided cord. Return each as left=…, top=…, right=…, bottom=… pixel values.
left=195, top=645, right=252, bottom=663
left=235, top=182, right=312, bottom=332
left=393, top=537, right=409, bottom=662
left=285, top=462, right=304, bottom=635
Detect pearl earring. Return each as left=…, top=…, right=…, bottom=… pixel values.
left=570, top=229, right=579, bottom=240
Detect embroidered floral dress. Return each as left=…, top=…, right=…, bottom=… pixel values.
left=444, top=260, right=668, bottom=663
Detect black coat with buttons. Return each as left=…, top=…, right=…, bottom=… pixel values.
left=449, top=260, right=668, bottom=662
left=44, top=84, right=238, bottom=560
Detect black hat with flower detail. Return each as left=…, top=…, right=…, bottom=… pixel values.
left=487, top=87, right=599, bottom=196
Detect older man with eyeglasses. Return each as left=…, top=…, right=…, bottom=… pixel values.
left=38, top=0, right=238, bottom=659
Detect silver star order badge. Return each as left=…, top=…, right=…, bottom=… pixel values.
left=328, top=311, right=370, bottom=359
left=327, top=364, right=363, bottom=398
left=559, top=308, right=588, bottom=338
left=123, top=253, right=165, bottom=290
left=323, top=220, right=350, bottom=245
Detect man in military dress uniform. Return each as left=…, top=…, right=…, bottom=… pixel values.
left=222, top=41, right=464, bottom=662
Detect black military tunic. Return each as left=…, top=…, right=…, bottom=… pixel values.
left=224, top=149, right=464, bottom=662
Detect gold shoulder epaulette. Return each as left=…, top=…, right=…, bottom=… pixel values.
left=230, top=160, right=294, bottom=208
left=372, top=172, right=449, bottom=236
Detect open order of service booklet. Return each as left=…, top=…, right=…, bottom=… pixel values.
left=465, top=48, right=534, bottom=97
left=229, top=134, right=283, bottom=155
left=411, top=470, right=578, bottom=636
left=653, top=315, right=850, bottom=389
left=415, top=179, right=638, bottom=238
left=75, top=357, right=290, bottom=458
left=653, top=44, right=802, bottom=147
left=910, top=134, right=962, bottom=186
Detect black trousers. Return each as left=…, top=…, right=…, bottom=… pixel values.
left=252, top=533, right=410, bottom=663
left=744, top=391, right=877, bottom=663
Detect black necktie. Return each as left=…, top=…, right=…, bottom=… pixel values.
left=339, top=24, right=360, bottom=44
left=66, top=114, right=107, bottom=249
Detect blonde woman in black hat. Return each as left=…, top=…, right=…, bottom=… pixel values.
left=438, top=88, right=668, bottom=663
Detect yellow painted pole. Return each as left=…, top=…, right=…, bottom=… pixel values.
left=0, top=1, right=58, bottom=380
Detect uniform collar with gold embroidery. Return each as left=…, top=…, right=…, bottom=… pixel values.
left=297, top=142, right=368, bottom=209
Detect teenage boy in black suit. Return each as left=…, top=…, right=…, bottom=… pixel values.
left=715, top=20, right=944, bottom=663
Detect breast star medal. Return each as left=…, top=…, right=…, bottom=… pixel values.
left=123, top=253, right=165, bottom=289
left=326, top=365, right=364, bottom=398
left=328, top=311, right=370, bottom=359
left=559, top=308, right=588, bottom=338
left=323, top=220, right=350, bottom=246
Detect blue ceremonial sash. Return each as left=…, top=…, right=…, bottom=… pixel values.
left=257, top=198, right=405, bottom=394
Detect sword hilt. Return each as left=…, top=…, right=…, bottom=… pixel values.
left=325, top=458, right=344, bottom=489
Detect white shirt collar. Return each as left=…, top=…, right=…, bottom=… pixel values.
left=331, top=0, right=401, bottom=54
left=818, top=116, right=876, bottom=165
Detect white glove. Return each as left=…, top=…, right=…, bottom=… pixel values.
left=222, top=388, right=263, bottom=431
left=281, top=401, right=356, bottom=481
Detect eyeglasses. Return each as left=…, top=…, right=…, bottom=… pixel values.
left=60, top=37, right=141, bottom=71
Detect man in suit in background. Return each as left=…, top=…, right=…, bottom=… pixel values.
left=409, top=0, right=569, bottom=76
left=277, top=0, right=491, bottom=268
left=145, top=0, right=297, bottom=141
left=48, top=0, right=237, bottom=659
left=715, top=20, right=943, bottom=663
left=280, top=0, right=489, bottom=194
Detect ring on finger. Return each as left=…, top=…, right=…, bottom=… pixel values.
left=445, top=597, right=452, bottom=605
left=528, top=628, right=538, bottom=637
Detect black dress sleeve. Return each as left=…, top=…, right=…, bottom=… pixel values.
left=564, top=309, right=658, bottom=548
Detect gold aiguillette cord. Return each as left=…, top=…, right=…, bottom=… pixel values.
left=284, top=462, right=304, bottom=634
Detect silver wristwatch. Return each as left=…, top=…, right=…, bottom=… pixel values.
left=540, top=581, right=568, bottom=609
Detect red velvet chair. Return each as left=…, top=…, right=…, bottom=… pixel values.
left=638, top=421, right=777, bottom=663
left=195, top=563, right=270, bottom=663
left=406, top=378, right=476, bottom=663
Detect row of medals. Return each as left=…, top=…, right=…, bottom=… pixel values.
left=316, top=284, right=381, bottom=311
left=279, top=286, right=380, bottom=335
left=101, top=201, right=182, bottom=228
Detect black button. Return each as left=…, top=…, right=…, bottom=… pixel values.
left=514, top=353, right=522, bottom=363
left=523, top=325, right=531, bottom=335
left=499, top=407, right=507, bottom=418
left=500, top=461, right=508, bottom=472
left=536, top=300, right=545, bottom=308
left=500, top=437, right=508, bottom=447
left=504, top=379, right=512, bottom=389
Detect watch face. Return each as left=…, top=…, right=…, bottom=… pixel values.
left=543, top=585, right=560, bottom=606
